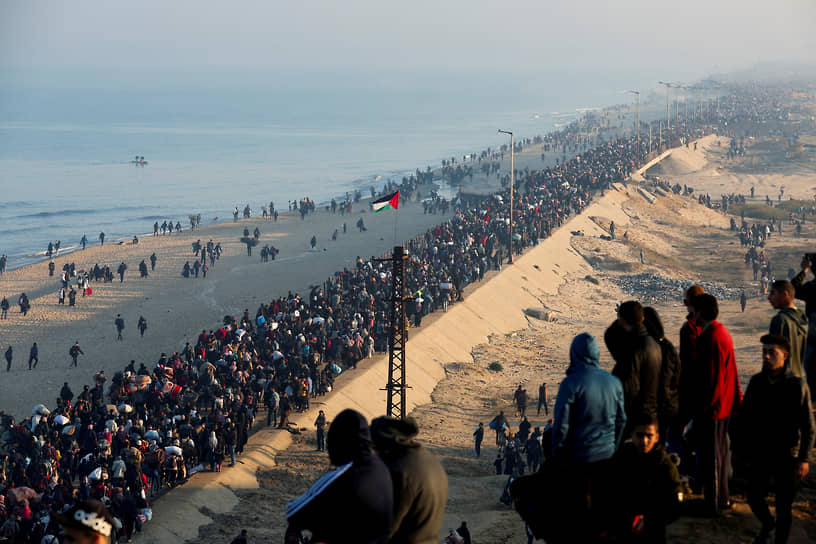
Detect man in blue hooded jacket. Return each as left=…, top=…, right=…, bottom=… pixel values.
left=551, top=332, right=626, bottom=541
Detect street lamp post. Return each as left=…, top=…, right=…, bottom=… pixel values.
left=659, top=81, right=671, bottom=144
left=626, top=90, right=640, bottom=159
left=498, top=129, right=514, bottom=264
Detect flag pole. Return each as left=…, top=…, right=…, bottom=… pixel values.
left=393, top=195, right=399, bottom=246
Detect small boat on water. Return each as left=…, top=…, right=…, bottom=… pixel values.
left=131, top=155, right=148, bottom=165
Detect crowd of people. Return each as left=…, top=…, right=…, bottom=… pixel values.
left=504, top=286, right=814, bottom=544
left=0, top=83, right=809, bottom=543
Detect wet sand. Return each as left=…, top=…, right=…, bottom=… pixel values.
left=0, top=195, right=452, bottom=419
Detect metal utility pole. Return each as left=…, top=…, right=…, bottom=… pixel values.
left=627, top=90, right=640, bottom=158
left=498, top=129, right=514, bottom=264
left=383, top=246, right=408, bottom=418
left=658, top=120, right=662, bottom=151
left=659, top=81, right=672, bottom=142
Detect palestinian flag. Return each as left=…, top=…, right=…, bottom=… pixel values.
left=372, top=191, right=400, bottom=213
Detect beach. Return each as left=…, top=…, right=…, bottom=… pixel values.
left=2, top=88, right=814, bottom=543
left=0, top=102, right=630, bottom=420
left=0, top=195, right=455, bottom=419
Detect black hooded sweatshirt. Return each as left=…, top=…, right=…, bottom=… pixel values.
left=286, top=409, right=393, bottom=543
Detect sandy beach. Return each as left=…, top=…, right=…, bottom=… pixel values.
left=0, top=194, right=455, bottom=419
left=0, top=103, right=627, bottom=420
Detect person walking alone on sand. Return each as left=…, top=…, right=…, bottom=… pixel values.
left=138, top=316, right=147, bottom=338
left=115, top=314, right=125, bottom=340
left=28, top=342, right=38, bottom=370
left=538, top=382, right=549, bottom=415
left=4, top=346, right=12, bottom=372
left=69, top=342, right=83, bottom=367
left=473, top=422, right=484, bottom=457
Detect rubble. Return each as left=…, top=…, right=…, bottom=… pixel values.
left=606, top=273, right=746, bottom=303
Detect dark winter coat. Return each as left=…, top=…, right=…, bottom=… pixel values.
left=769, top=306, right=808, bottom=378
left=370, top=417, right=448, bottom=544
left=732, top=369, right=815, bottom=463
left=607, top=322, right=662, bottom=421
left=286, top=409, right=393, bottom=544
left=608, top=442, right=682, bottom=543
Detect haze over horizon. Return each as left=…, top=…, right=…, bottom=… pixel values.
left=2, top=0, right=815, bottom=90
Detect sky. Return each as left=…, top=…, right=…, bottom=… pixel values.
left=1, top=0, right=815, bottom=88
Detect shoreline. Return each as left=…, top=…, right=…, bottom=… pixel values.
left=0, top=100, right=636, bottom=272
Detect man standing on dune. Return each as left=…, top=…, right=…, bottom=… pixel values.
left=538, top=382, right=548, bottom=415
left=551, top=332, right=626, bottom=542
left=691, top=293, right=741, bottom=515
left=768, top=280, right=808, bottom=378
left=732, top=334, right=814, bottom=544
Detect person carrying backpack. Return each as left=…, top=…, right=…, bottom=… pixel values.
left=642, top=307, right=680, bottom=448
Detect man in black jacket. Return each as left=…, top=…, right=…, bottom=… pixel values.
left=608, top=413, right=682, bottom=543
left=732, top=334, right=815, bottom=544
left=285, top=409, right=393, bottom=543
left=605, top=301, right=662, bottom=433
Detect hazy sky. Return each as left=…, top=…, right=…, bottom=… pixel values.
left=2, top=0, right=814, bottom=85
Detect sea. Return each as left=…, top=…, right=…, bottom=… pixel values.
left=0, top=69, right=642, bottom=269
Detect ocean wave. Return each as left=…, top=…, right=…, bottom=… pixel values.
left=12, top=209, right=98, bottom=220
left=0, top=225, right=35, bottom=236
left=10, top=205, right=154, bottom=221
left=0, top=201, right=35, bottom=210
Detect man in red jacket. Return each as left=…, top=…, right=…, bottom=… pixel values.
left=691, top=293, right=742, bottom=516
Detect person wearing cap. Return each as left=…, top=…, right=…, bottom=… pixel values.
left=54, top=499, right=116, bottom=544
left=731, top=334, right=815, bottom=544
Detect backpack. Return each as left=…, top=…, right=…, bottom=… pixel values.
left=657, top=338, right=680, bottom=419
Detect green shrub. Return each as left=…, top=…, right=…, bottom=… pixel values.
left=487, top=362, right=504, bottom=372
left=584, top=275, right=600, bottom=285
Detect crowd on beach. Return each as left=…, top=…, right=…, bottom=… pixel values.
left=0, top=83, right=811, bottom=543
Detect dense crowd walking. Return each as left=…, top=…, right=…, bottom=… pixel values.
left=0, top=83, right=809, bottom=543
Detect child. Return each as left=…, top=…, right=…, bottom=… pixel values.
left=608, top=414, right=682, bottom=543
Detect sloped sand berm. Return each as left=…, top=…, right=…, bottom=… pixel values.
left=141, top=183, right=636, bottom=542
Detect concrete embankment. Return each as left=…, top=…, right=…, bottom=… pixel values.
left=142, top=188, right=636, bottom=543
